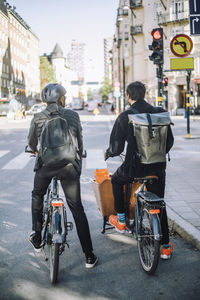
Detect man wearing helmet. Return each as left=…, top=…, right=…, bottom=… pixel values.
left=27, top=83, right=98, bottom=268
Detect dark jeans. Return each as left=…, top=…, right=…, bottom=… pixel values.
left=111, top=167, right=169, bottom=245
left=32, top=163, right=93, bottom=255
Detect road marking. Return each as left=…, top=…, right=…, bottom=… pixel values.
left=86, top=149, right=107, bottom=169
left=0, top=150, right=10, bottom=158
left=2, top=152, right=30, bottom=170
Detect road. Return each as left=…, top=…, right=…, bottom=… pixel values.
left=0, top=109, right=200, bottom=300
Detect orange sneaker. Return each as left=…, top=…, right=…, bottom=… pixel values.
left=160, top=242, right=173, bottom=259
left=109, top=215, right=126, bottom=233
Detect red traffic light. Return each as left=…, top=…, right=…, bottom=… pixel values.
left=151, top=29, right=162, bottom=40
left=163, top=77, right=168, bottom=86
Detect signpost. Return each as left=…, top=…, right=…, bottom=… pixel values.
left=189, top=0, right=200, bottom=35
left=170, top=33, right=194, bottom=138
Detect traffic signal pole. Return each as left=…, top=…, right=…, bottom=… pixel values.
left=149, top=28, right=164, bottom=108
left=186, top=70, right=191, bottom=138
left=157, top=64, right=163, bottom=107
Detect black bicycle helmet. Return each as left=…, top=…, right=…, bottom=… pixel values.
left=41, top=83, right=66, bottom=103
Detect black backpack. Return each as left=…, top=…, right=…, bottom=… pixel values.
left=39, top=110, right=78, bottom=167
left=128, top=108, right=173, bottom=164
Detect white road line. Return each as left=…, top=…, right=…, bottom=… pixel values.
left=86, top=149, right=107, bottom=169
left=0, top=150, right=10, bottom=158
left=2, top=152, right=30, bottom=170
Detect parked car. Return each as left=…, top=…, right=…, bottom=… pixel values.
left=26, top=103, right=46, bottom=115
left=0, top=98, right=10, bottom=116
left=71, top=98, right=84, bottom=110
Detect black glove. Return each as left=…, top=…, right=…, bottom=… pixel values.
left=104, top=151, right=109, bottom=161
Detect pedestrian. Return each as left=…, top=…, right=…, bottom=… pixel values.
left=27, top=83, right=98, bottom=268
left=8, top=94, right=20, bottom=119
left=105, top=81, right=174, bottom=260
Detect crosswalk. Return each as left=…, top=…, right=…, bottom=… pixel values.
left=2, top=152, right=29, bottom=170
left=0, top=149, right=108, bottom=170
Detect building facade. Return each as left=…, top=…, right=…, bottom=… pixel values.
left=44, top=43, right=80, bottom=105
left=67, top=40, right=85, bottom=82
left=112, top=0, right=200, bottom=115
left=0, top=0, right=40, bottom=101
left=104, top=37, right=113, bottom=82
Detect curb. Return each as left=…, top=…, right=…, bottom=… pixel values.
left=167, top=206, right=200, bottom=250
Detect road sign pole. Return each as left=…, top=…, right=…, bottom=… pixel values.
left=186, top=70, right=191, bottom=138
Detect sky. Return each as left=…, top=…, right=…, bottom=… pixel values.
left=7, top=0, right=119, bottom=81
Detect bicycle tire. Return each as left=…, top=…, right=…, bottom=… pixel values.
left=137, top=207, right=160, bottom=275
left=49, top=242, right=60, bottom=284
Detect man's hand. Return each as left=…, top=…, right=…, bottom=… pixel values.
left=104, top=151, right=109, bottom=161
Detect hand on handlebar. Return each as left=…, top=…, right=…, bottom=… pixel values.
left=104, top=151, right=109, bottom=161
left=25, top=145, right=37, bottom=156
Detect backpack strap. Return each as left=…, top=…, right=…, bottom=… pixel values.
left=129, top=106, right=153, bottom=139
left=129, top=106, right=139, bottom=114
left=146, top=113, right=153, bottom=139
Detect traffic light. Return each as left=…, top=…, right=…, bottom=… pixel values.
left=163, top=77, right=168, bottom=87
left=149, top=28, right=163, bottom=65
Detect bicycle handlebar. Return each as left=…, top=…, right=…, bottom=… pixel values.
left=25, top=145, right=87, bottom=159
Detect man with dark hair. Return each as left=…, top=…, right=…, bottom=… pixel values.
left=105, top=81, right=174, bottom=259
left=28, top=83, right=98, bottom=268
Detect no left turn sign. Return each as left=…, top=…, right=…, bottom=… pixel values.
left=170, top=34, right=193, bottom=57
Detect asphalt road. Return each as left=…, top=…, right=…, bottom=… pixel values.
left=0, top=110, right=200, bottom=300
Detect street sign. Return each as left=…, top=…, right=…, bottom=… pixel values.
left=170, top=34, right=193, bottom=57
left=189, top=0, right=200, bottom=35
left=170, top=57, right=194, bottom=71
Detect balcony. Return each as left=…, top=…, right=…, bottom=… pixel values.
left=157, top=11, right=189, bottom=26
left=130, top=25, right=143, bottom=35
left=117, top=7, right=129, bottom=18
left=130, top=0, right=142, bottom=9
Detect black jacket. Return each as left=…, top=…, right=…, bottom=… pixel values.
left=106, top=99, right=174, bottom=178
left=27, top=103, right=83, bottom=172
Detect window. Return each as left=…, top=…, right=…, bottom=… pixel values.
left=171, top=0, right=185, bottom=20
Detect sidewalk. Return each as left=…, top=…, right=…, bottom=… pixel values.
left=106, top=105, right=200, bottom=250
left=165, top=116, right=200, bottom=250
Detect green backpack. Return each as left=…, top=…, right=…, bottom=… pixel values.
left=128, top=109, right=173, bottom=164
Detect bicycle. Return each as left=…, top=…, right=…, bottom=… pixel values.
left=124, top=176, right=165, bottom=275
left=25, top=146, right=73, bottom=284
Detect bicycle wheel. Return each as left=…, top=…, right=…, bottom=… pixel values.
left=49, top=211, right=60, bottom=284
left=49, top=242, right=60, bottom=284
left=137, top=207, right=160, bottom=275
